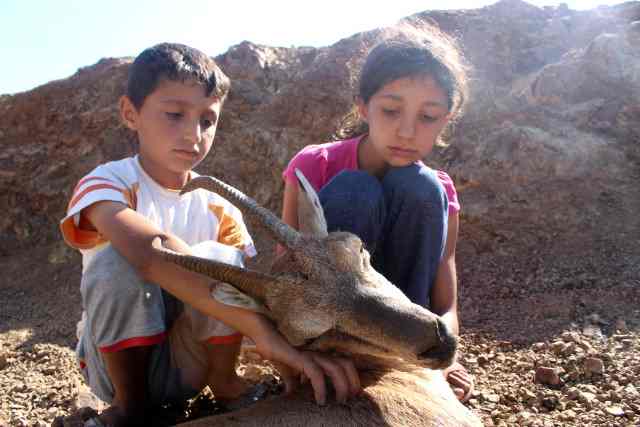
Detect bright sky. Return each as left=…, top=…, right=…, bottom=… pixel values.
left=0, top=0, right=625, bottom=95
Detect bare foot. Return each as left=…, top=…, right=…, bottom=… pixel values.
left=51, top=405, right=143, bottom=427
left=443, top=361, right=474, bottom=402
left=211, top=373, right=250, bottom=401
left=52, top=407, right=98, bottom=427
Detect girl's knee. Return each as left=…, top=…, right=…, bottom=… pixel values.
left=318, top=170, right=386, bottom=250
left=318, top=170, right=385, bottom=223
left=383, top=164, right=448, bottom=210
left=319, top=170, right=384, bottom=208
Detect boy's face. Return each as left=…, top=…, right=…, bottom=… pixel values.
left=120, top=78, right=222, bottom=189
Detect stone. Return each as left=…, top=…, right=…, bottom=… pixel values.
left=624, top=384, right=639, bottom=398
left=579, top=392, right=597, bottom=409
left=582, top=324, right=603, bottom=338
left=542, top=395, right=560, bottom=410
left=486, top=393, right=501, bottom=403
left=604, top=405, right=625, bottom=416
left=566, top=387, right=580, bottom=400
left=577, top=340, right=595, bottom=352
left=550, top=341, right=567, bottom=354
left=521, top=388, right=537, bottom=402
left=535, top=366, right=561, bottom=386
left=560, top=409, right=577, bottom=421
left=73, top=383, right=108, bottom=413
left=584, top=357, right=605, bottom=376
left=561, top=331, right=580, bottom=343
left=615, top=319, right=628, bottom=331
left=1, top=2, right=640, bottom=426
left=532, top=342, right=546, bottom=351
left=562, top=342, right=577, bottom=356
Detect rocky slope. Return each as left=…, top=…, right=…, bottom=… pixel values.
left=1, top=0, right=639, bottom=425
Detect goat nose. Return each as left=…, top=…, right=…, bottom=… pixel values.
left=417, top=317, right=457, bottom=368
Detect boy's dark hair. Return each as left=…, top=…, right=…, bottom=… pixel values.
left=335, top=23, right=469, bottom=143
left=127, top=43, right=231, bottom=109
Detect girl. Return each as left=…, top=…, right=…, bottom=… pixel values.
left=280, top=23, right=474, bottom=402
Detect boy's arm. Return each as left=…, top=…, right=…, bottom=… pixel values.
left=83, top=200, right=359, bottom=403
left=430, top=212, right=460, bottom=336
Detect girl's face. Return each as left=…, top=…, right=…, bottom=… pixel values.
left=357, top=75, right=451, bottom=174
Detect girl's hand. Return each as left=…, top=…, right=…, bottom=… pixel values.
left=251, top=317, right=361, bottom=405
left=274, top=352, right=360, bottom=405
left=443, top=361, right=474, bottom=402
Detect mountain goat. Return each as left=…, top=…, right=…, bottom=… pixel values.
left=158, top=170, right=482, bottom=427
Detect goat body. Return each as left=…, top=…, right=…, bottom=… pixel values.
left=183, top=366, right=481, bottom=427
left=158, top=171, right=482, bottom=426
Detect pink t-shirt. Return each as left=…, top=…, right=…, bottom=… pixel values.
left=282, top=136, right=461, bottom=214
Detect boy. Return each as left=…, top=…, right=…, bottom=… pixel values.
left=59, top=43, right=359, bottom=426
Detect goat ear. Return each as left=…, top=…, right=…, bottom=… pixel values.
left=295, top=169, right=328, bottom=238
left=210, top=282, right=270, bottom=315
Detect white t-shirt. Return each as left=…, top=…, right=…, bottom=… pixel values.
left=60, top=155, right=256, bottom=272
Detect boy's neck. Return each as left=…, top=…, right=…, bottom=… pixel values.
left=137, top=155, right=190, bottom=190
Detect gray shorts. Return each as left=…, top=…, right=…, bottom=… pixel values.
left=76, top=245, right=241, bottom=405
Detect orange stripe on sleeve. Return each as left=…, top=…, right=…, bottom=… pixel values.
left=68, top=183, right=125, bottom=211
left=72, top=176, right=115, bottom=194
left=209, top=204, right=245, bottom=250
left=60, top=217, right=107, bottom=250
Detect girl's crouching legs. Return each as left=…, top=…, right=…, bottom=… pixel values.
left=378, top=164, right=449, bottom=307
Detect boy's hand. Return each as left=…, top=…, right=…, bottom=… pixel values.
left=251, top=317, right=360, bottom=405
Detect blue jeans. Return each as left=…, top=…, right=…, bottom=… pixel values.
left=318, top=164, right=448, bottom=308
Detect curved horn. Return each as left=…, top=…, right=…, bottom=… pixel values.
left=158, top=247, right=288, bottom=301
left=183, top=176, right=301, bottom=249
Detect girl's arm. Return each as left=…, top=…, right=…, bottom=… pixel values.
left=278, top=180, right=300, bottom=254
left=84, top=200, right=359, bottom=403
left=430, top=212, right=460, bottom=336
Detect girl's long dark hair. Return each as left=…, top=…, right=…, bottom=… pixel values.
left=334, top=21, right=469, bottom=145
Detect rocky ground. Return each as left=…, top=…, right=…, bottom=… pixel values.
left=1, top=221, right=638, bottom=426
left=2, top=1, right=639, bottom=425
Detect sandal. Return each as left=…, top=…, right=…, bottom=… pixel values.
left=83, top=416, right=107, bottom=427
left=217, top=381, right=281, bottom=412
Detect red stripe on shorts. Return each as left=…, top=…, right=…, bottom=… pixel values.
left=99, top=332, right=167, bottom=353
left=205, top=333, right=243, bottom=345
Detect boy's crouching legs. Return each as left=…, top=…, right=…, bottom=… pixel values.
left=171, top=305, right=249, bottom=402
left=204, top=340, right=249, bottom=401
left=100, top=347, right=152, bottom=425
left=79, top=246, right=171, bottom=425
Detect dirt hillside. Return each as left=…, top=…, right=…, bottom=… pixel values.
left=1, top=1, right=639, bottom=425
